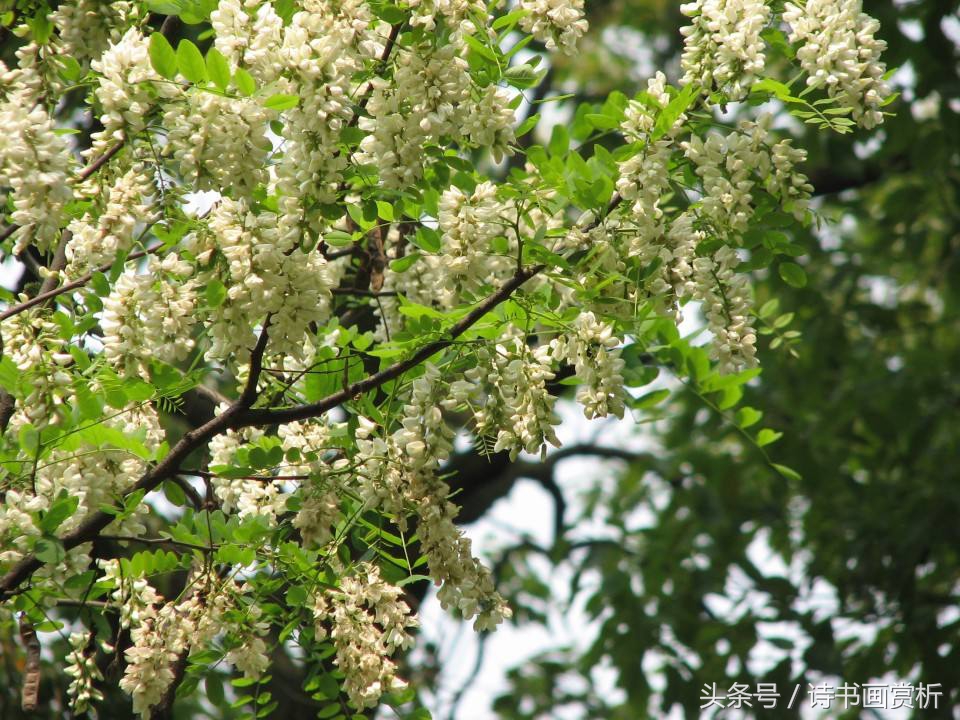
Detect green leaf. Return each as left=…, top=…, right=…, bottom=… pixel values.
left=163, top=480, right=187, bottom=507
left=372, top=3, right=407, bottom=24
left=205, top=278, right=227, bottom=308
left=397, top=574, right=431, bottom=587
left=324, top=230, right=354, bottom=247
left=389, top=254, right=421, bottom=273
left=653, top=83, right=696, bottom=139
left=778, top=262, right=807, bottom=288
left=411, top=226, right=441, bottom=253
left=516, top=113, right=540, bottom=137
left=735, top=406, right=763, bottom=429
left=233, top=67, right=255, bottom=96
left=752, top=78, right=797, bottom=102
left=761, top=27, right=795, bottom=59
left=285, top=585, right=308, bottom=606
left=58, top=55, right=82, bottom=82
left=462, top=32, right=498, bottom=63
left=0, top=356, right=19, bottom=393
left=177, top=39, right=207, bottom=83
left=206, top=674, right=225, bottom=707
left=188, top=649, right=223, bottom=665
left=90, top=271, right=111, bottom=297
left=146, top=1, right=184, bottom=13
left=263, top=93, right=300, bottom=111
left=346, top=203, right=376, bottom=231
left=756, top=428, right=783, bottom=447
left=206, top=47, right=231, bottom=91
left=37, top=494, right=80, bottom=534
left=548, top=124, right=569, bottom=157
left=771, top=463, right=802, bottom=482
left=149, top=32, right=178, bottom=80
left=26, top=10, right=53, bottom=44
left=631, top=388, right=670, bottom=409
left=492, top=8, right=530, bottom=31
left=35, top=538, right=66, bottom=565
left=585, top=113, right=618, bottom=130
left=503, top=64, right=543, bottom=89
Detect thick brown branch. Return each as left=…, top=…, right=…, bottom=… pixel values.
left=0, top=324, right=271, bottom=599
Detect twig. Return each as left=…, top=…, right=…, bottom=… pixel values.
left=239, top=315, right=272, bottom=407
left=182, top=469, right=309, bottom=482
left=243, top=266, right=541, bottom=427
left=100, top=534, right=213, bottom=553
left=0, top=244, right=161, bottom=323
left=330, top=287, right=398, bottom=298
left=324, top=246, right=356, bottom=260
left=169, top=475, right=204, bottom=509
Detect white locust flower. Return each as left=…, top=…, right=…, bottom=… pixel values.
left=783, top=0, right=890, bottom=128
left=680, top=0, right=771, bottom=101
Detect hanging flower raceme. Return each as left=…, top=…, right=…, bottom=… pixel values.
left=680, top=0, right=772, bottom=101
left=783, top=0, right=891, bottom=129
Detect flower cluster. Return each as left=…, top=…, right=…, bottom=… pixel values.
left=163, top=92, right=272, bottom=196
left=65, top=164, right=157, bottom=277
left=0, top=311, right=73, bottom=431
left=96, top=562, right=268, bottom=718
left=519, top=0, right=589, bottom=54
left=64, top=632, right=105, bottom=714
left=354, top=366, right=512, bottom=630
left=273, top=0, right=375, bottom=224
left=0, top=51, right=74, bottom=254
left=784, top=0, right=890, bottom=128
left=102, top=254, right=199, bottom=378
left=51, top=0, right=139, bottom=65
left=682, top=115, right=812, bottom=235
left=692, top=244, right=758, bottom=372
left=680, top=0, right=771, bottom=101
left=90, top=28, right=179, bottom=157
left=190, top=197, right=335, bottom=363
left=359, top=43, right=474, bottom=188
left=211, top=0, right=284, bottom=83
left=462, top=335, right=561, bottom=460
left=313, top=563, right=417, bottom=708
left=551, top=312, right=627, bottom=420
left=0, top=399, right=164, bottom=583
left=428, top=181, right=513, bottom=305
left=280, top=419, right=350, bottom=547
left=209, top=422, right=288, bottom=519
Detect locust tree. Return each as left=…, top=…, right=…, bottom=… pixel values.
left=0, top=0, right=893, bottom=717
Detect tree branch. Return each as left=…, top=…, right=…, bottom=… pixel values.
left=99, top=535, right=213, bottom=553
left=0, top=244, right=161, bottom=322
left=241, top=266, right=542, bottom=427
left=0, top=322, right=271, bottom=598
left=0, top=191, right=621, bottom=597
